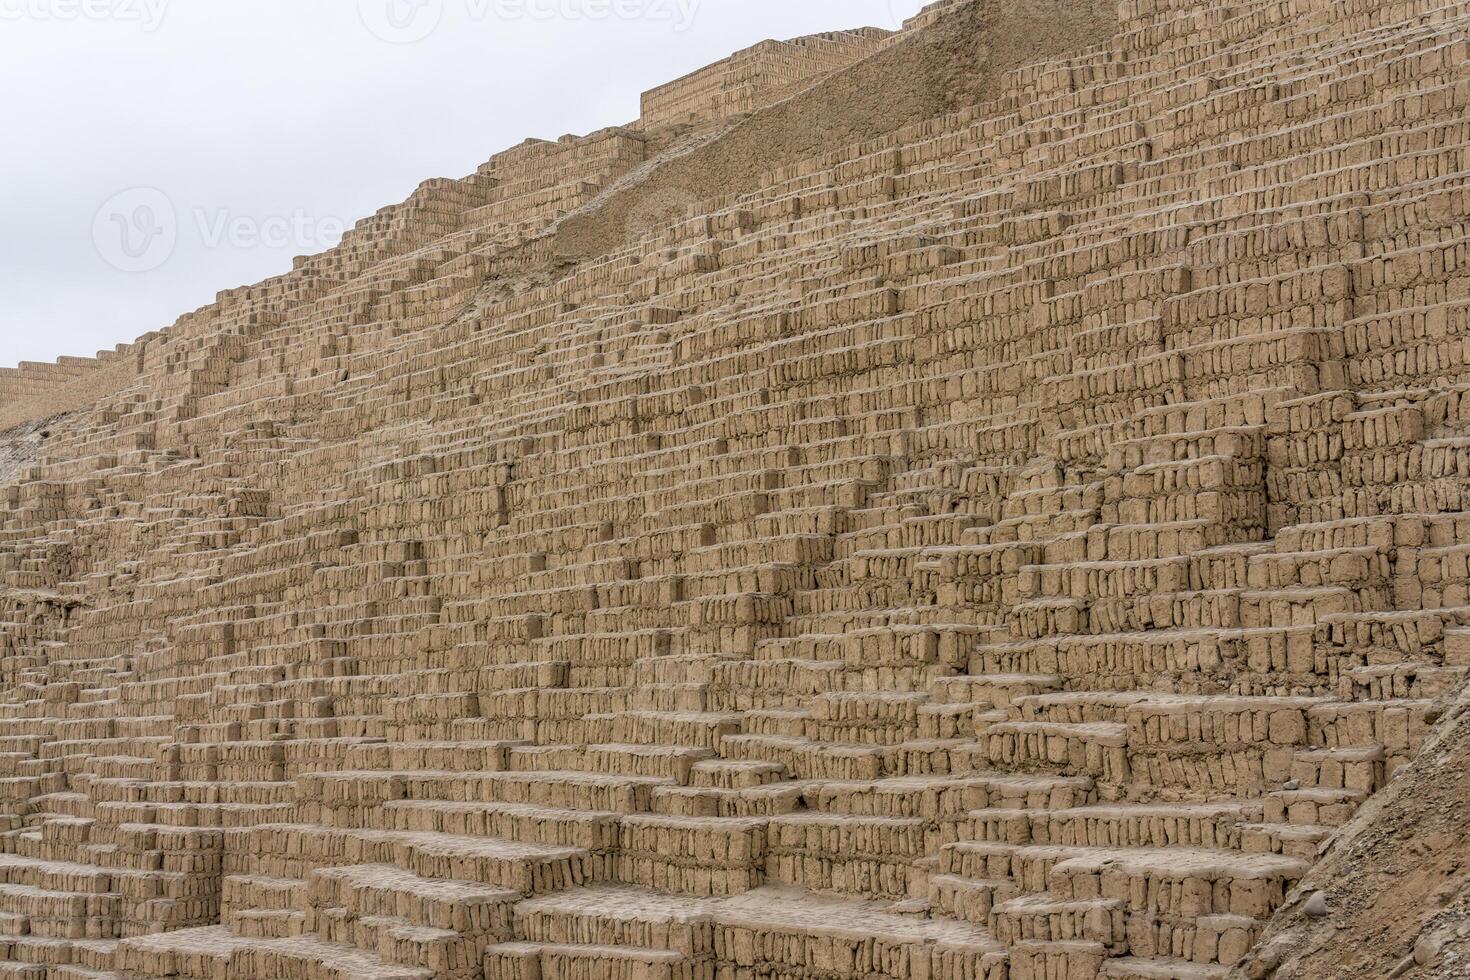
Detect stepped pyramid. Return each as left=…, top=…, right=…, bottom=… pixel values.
left=3, top=0, right=1470, bottom=977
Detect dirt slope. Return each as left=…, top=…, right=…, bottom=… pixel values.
left=1233, top=680, right=1470, bottom=979
left=0, top=419, right=55, bottom=486
left=553, top=0, right=1120, bottom=256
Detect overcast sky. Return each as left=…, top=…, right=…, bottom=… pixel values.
left=0, top=0, right=928, bottom=368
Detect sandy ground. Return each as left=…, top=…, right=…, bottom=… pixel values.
left=0, top=418, right=62, bottom=486
left=554, top=0, right=1120, bottom=259
left=1232, top=681, right=1470, bottom=979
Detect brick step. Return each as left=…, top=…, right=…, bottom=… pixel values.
left=314, top=911, right=481, bottom=978
left=968, top=802, right=1260, bottom=851
left=1290, top=745, right=1387, bottom=793
left=510, top=882, right=1007, bottom=975
left=784, top=607, right=1001, bottom=633
left=764, top=812, right=929, bottom=899
left=0, top=881, right=120, bottom=934
left=376, top=800, right=621, bottom=851
left=0, top=935, right=116, bottom=974
left=970, top=629, right=1247, bottom=691
left=1237, top=822, right=1336, bottom=859
left=649, top=782, right=805, bottom=819
left=707, top=658, right=848, bottom=709
left=0, top=965, right=43, bottom=980
left=928, top=674, right=1065, bottom=710
left=221, top=874, right=306, bottom=915
left=0, top=854, right=116, bottom=895
left=596, top=711, right=744, bottom=749
left=939, top=843, right=1307, bottom=919
left=1107, top=426, right=1265, bottom=469
left=1123, top=910, right=1264, bottom=968
left=1342, top=663, right=1469, bottom=701
left=505, top=743, right=715, bottom=784
left=1098, top=955, right=1229, bottom=979
left=49, top=968, right=119, bottom=980
left=86, top=798, right=295, bottom=828
left=300, top=769, right=674, bottom=814
left=228, top=825, right=593, bottom=893
left=344, top=741, right=527, bottom=773
left=1010, top=691, right=1160, bottom=724
left=512, top=885, right=715, bottom=955
left=688, top=759, right=788, bottom=789
left=117, top=925, right=432, bottom=980
left=310, top=864, right=519, bottom=935
left=86, top=777, right=296, bottom=805
left=928, top=872, right=1019, bottom=923
left=226, top=905, right=305, bottom=940
left=484, top=941, right=693, bottom=980
left=803, top=773, right=1096, bottom=819
left=1008, top=939, right=1108, bottom=980
left=991, top=893, right=1127, bottom=948
left=1264, top=787, right=1368, bottom=828
left=968, top=509, right=1101, bottom=546
left=981, top=720, right=1130, bottom=783
left=618, top=814, right=768, bottom=895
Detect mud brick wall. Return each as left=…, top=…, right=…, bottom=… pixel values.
left=4, top=0, right=1470, bottom=979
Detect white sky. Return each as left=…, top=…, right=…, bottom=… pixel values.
left=0, top=0, right=929, bottom=368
